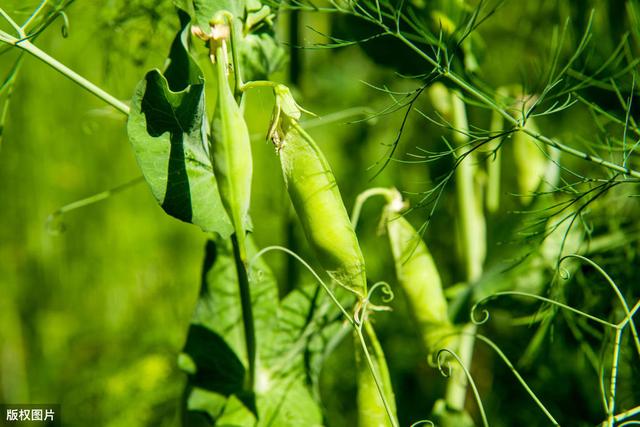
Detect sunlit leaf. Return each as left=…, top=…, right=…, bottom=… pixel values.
left=180, top=237, right=337, bottom=426
left=127, top=13, right=233, bottom=236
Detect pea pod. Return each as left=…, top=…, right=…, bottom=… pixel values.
left=209, top=25, right=252, bottom=259
left=356, top=322, right=398, bottom=427
left=204, top=19, right=257, bottom=389
left=513, top=116, right=547, bottom=206
left=384, top=191, right=453, bottom=354
left=269, top=85, right=366, bottom=298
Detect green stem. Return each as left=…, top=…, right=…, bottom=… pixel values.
left=0, top=7, right=128, bottom=116
left=445, top=323, right=477, bottom=411
left=444, top=91, right=485, bottom=413
left=356, top=323, right=399, bottom=427
left=0, top=54, right=24, bottom=149
left=231, top=234, right=256, bottom=391
left=0, top=9, right=22, bottom=35
left=472, top=291, right=618, bottom=329
left=607, top=327, right=622, bottom=426
left=46, top=177, right=144, bottom=232
left=561, top=254, right=640, bottom=357
left=439, top=346, right=489, bottom=427
left=475, top=334, right=559, bottom=425
left=393, top=31, right=640, bottom=180
left=486, top=93, right=505, bottom=213
left=451, top=91, right=484, bottom=283
left=613, top=405, right=640, bottom=423
left=252, top=246, right=396, bottom=426
left=351, top=187, right=397, bottom=228
left=520, top=126, right=640, bottom=179
left=364, top=321, right=397, bottom=418
left=223, top=14, right=244, bottom=98
left=22, top=0, right=49, bottom=29
left=15, top=39, right=129, bottom=114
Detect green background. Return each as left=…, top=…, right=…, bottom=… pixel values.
left=1, top=1, right=638, bottom=426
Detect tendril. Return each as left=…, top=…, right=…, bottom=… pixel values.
left=351, top=187, right=398, bottom=228
left=470, top=291, right=617, bottom=329
left=410, top=420, right=435, bottom=427
left=559, top=254, right=640, bottom=356
left=45, top=176, right=144, bottom=235
left=469, top=302, right=490, bottom=325
left=355, top=281, right=394, bottom=327
left=436, top=350, right=452, bottom=378
left=250, top=245, right=355, bottom=328
left=252, top=245, right=398, bottom=427
left=475, top=334, right=560, bottom=425
left=368, top=280, right=394, bottom=303
left=59, top=11, right=69, bottom=38
left=436, top=348, right=489, bottom=427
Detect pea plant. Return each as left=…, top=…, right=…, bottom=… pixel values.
left=1, top=0, right=639, bottom=426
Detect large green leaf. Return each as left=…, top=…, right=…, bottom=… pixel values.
left=188, top=0, right=285, bottom=81
left=180, top=237, right=347, bottom=426
left=127, top=13, right=233, bottom=237
left=193, top=0, right=245, bottom=29
left=239, top=31, right=286, bottom=82
left=165, top=9, right=203, bottom=92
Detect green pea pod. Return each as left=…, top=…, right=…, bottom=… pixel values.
left=513, top=116, right=547, bottom=206
left=385, top=196, right=453, bottom=354
left=356, top=323, right=398, bottom=427
left=270, top=85, right=366, bottom=298
left=210, top=41, right=252, bottom=259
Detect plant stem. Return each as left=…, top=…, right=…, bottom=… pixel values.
left=475, top=334, right=559, bottom=425
left=22, top=0, right=49, bottom=30
left=225, top=15, right=244, bottom=98
left=0, top=9, right=22, bottom=35
left=1, top=7, right=128, bottom=117
left=351, top=187, right=397, bottom=228
left=0, top=53, right=24, bottom=150
left=15, top=39, right=130, bottom=115
left=613, top=405, right=640, bottom=423
left=252, top=247, right=396, bottom=426
left=451, top=91, right=485, bottom=283
left=607, top=327, right=622, bottom=426
left=445, top=323, right=477, bottom=411
left=231, top=234, right=256, bottom=391
left=356, top=323, right=399, bottom=427
left=486, top=94, right=505, bottom=213
left=283, top=8, right=302, bottom=296
left=444, top=91, right=485, bottom=412
left=46, top=176, right=144, bottom=230
left=392, top=31, right=640, bottom=180
left=364, top=321, right=397, bottom=419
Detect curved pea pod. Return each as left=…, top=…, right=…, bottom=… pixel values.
left=210, top=41, right=252, bottom=256
left=278, top=123, right=367, bottom=297
left=385, top=198, right=454, bottom=354
left=356, top=323, right=397, bottom=427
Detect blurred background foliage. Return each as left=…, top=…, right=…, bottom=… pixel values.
left=0, top=0, right=638, bottom=426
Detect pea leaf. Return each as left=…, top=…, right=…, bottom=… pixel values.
left=165, top=9, right=202, bottom=92
left=127, top=12, right=233, bottom=237
left=192, top=0, right=245, bottom=29
left=188, top=0, right=285, bottom=81
left=180, top=237, right=344, bottom=426
left=239, top=31, right=286, bottom=81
